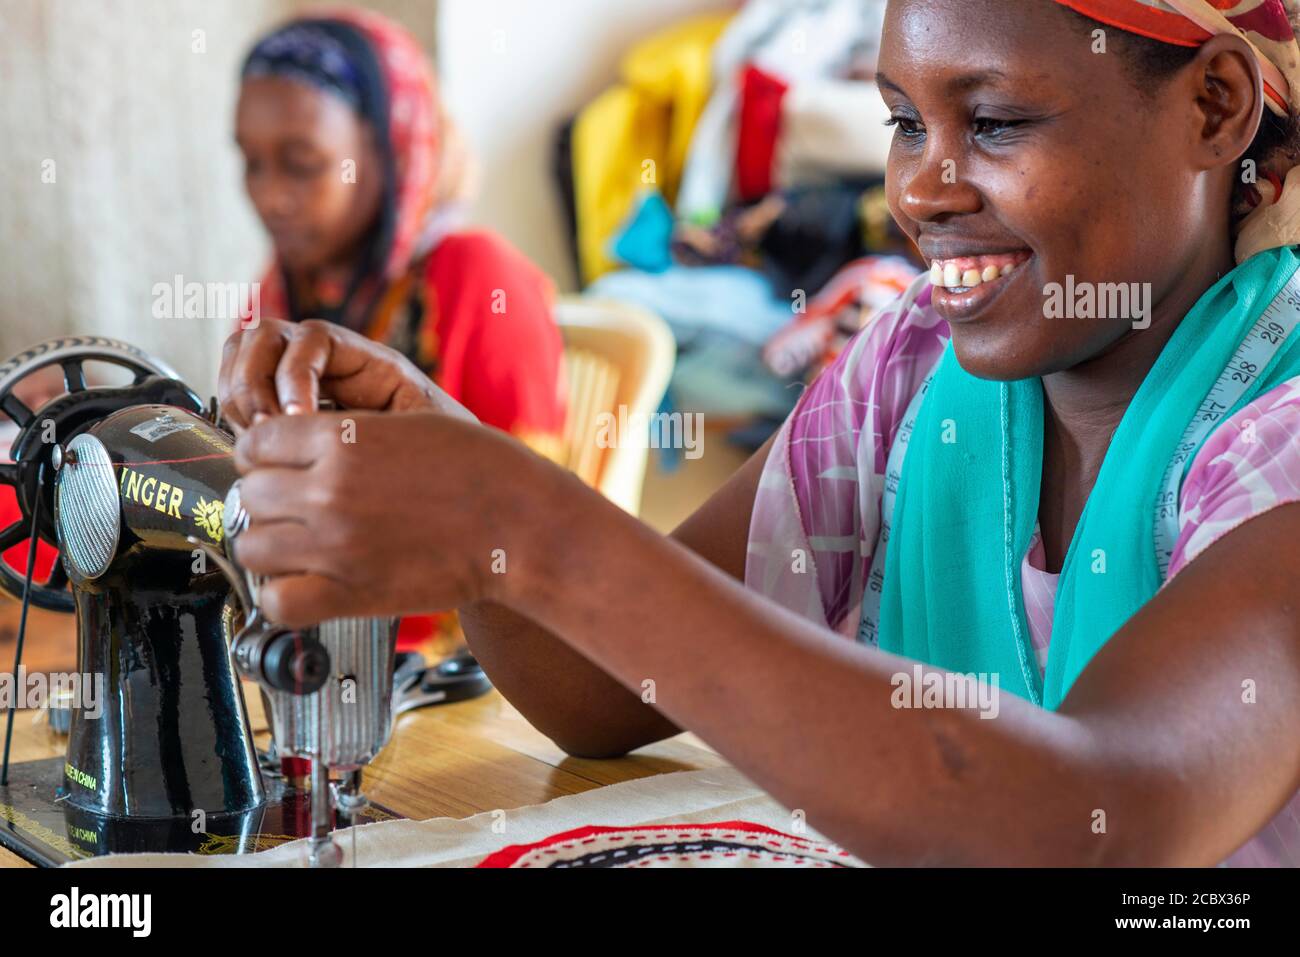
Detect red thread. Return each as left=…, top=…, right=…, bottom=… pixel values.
left=68, top=453, right=233, bottom=470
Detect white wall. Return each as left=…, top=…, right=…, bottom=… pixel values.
left=0, top=0, right=283, bottom=398
left=437, top=0, right=736, bottom=291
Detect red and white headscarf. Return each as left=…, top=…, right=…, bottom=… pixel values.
left=322, top=7, right=443, bottom=281
left=245, top=7, right=446, bottom=330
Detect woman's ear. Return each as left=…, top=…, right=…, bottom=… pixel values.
left=1188, top=33, right=1265, bottom=171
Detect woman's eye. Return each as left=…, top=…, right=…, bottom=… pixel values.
left=885, top=116, right=924, bottom=140
left=972, top=117, right=1025, bottom=138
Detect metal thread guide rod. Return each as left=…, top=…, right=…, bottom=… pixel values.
left=306, top=704, right=343, bottom=868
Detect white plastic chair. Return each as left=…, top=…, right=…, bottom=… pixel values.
left=554, top=297, right=675, bottom=516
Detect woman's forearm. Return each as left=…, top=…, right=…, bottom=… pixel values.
left=454, top=436, right=764, bottom=759
left=459, top=433, right=772, bottom=762
left=459, top=599, right=681, bottom=758
left=496, top=482, right=1166, bottom=866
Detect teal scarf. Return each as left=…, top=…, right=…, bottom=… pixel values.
left=878, top=246, right=1300, bottom=710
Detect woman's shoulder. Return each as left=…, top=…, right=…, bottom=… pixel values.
left=749, top=273, right=947, bottom=633
left=1170, top=374, right=1300, bottom=578
left=433, top=228, right=532, bottom=266
left=426, top=229, right=554, bottom=299
left=789, top=273, right=949, bottom=460
left=834, top=272, right=947, bottom=379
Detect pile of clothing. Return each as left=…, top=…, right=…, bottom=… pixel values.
left=554, top=0, right=921, bottom=428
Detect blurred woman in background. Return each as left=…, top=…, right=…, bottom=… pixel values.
left=233, top=8, right=566, bottom=455
left=233, top=8, right=566, bottom=652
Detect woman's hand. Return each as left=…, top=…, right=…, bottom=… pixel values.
left=218, top=318, right=470, bottom=429
left=229, top=409, right=573, bottom=627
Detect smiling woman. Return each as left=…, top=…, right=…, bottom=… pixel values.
left=219, top=0, right=1300, bottom=867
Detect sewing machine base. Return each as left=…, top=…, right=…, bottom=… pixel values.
left=0, top=756, right=401, bottom=866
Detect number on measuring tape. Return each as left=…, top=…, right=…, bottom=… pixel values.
left=1153, top=267, right=1300, bottom=577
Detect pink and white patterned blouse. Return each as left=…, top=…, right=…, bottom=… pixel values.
left=745, top=275, right=1300, bottom=867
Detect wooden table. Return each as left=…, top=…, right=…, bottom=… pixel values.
left=0, top=641, right=724, bottom=868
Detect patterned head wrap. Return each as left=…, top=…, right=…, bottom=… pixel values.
left=242, top=21, right=370, bottom=113
left=1056, top=0, right=1300, bottom=262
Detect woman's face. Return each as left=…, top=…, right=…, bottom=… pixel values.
left=879, top=0, right=1240, bottom=381
left=235, top=76, right=384, bottom=273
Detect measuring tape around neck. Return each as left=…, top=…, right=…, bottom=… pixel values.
left=856, top=359, right=937, bottom=647
left=1153, top=265, right=1300, bottom=579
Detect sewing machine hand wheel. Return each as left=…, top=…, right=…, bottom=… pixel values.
left=0, top=336, right=194, bottom=611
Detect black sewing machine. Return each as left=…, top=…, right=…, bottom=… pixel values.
left=0, top=336, right=403, bottom=867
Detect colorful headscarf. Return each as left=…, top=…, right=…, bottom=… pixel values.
left=242, top=8, right=442, bottom=335
left=243, top=21, right=371, bottom=113
left=1057, top=1, right=1300, bottom=262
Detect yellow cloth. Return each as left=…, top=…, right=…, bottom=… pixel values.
left=573, top=13, right=731, bottom=284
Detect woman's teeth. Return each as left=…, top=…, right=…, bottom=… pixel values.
left=929, top=256, right=1023, bottom=292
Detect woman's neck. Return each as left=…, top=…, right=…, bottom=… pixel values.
left=1034, top=233, right=1235, bottom=572
left=1040, top=234, right=1236, bottom=468
left=287, top=259, right=360, bottom=303
left=284, top=226, right=382, bottom=311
